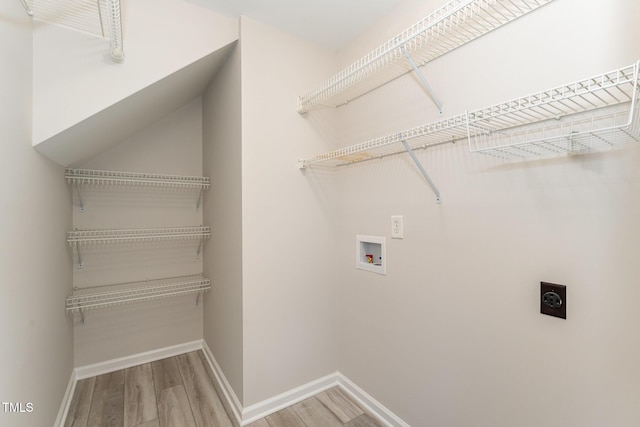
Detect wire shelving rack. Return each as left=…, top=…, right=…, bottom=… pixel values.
left=65, top=168, right=211, bottom=189
left=67, top=226, right=211, bottom=268
left=299, top=61, right=640, bottom=168
left=20, top=0, right=124, bottom=62
left=66, top=275, right=211, bottom=323
left=296, top=0, right=553, bottom=113
left=67, top=226, right=211, bottom=246
left=466, top=62, right=640, bottom=159
left=65, top=168, right=210, bottom=212
left=299, top=115, right=468, bottom=168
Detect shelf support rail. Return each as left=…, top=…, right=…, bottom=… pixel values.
left=400, top=139, right=441, bottom=204
left=401, top=46, right=443, bottom=115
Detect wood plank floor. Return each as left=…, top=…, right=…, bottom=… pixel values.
left=65, top=350, right=383, bottom=427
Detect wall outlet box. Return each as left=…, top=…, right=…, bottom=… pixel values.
left=540, top=282, right=566, bottom=319
left=356, top=235, right=386, bottom=275
left=391, top=215, right=403, bottom=239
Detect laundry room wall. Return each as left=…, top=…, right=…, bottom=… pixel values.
left=331, top=0, right=640, bottom=425
left=0, top=2, right=73, bottom=426
left=202, top=42, right=245, bottom=403
left=238, top=16, right=340, bottom=407
left=72, top=98, right=205, bottom=367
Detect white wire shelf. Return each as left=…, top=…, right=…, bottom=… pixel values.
left=467, top=61, right=640, bottom=159
left=299, top=61, right=640, bottom=168
left=67, top=226, right=211, bottom=246
left=66, top=168, right=210, bottom=212
left=21, top=0, right=124, bottom=62
left=65, top=169, right=211, bottom=189
left=299, top=115, right=468, bottom=168
left=296, top=0, right=553, bottom=113
left=65, top=275, right=211, bottom=316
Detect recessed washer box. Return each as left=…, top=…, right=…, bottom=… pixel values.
left=356, top=235, right=386, bottom=275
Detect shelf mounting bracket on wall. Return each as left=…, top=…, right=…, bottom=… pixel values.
left=196, top=239, right=204, bottom=259
left=196, top=188, right=204, bottom=212
left=74, top=240, right=84, bottom=269
left=401, top=139, right=441, bottom=204
left=401, top=45, right=443, bottom=115
left=18, top=0, right=33, bottom=15
left=74, top=184, right=85, bottom=213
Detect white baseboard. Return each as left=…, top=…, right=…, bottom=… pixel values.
left=54, top=370, right=77, bottom=427
left=74, top=340, right=203, bottom=380
left=201, top=341, right=243, bottom=426
left=241, top=372, right=339, bottom=425
left=199, top=342, right=409, bottom=427
left=67, top=340, right=409, bottom=427
left=335, top=373, right=410, bottom=427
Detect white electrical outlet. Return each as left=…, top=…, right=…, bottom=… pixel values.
left=391, top=215, right=403, bottom=239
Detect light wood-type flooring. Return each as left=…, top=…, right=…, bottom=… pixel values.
left=65, top=350, right=384, bottom=427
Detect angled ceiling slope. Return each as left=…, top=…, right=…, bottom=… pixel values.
left=34, top=42, right=235, bottom=167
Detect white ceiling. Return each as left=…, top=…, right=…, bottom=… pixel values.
left=193, top=0, right=404, bottom=49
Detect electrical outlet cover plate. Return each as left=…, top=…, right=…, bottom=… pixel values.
left=540, top=282, right=566, bottom=319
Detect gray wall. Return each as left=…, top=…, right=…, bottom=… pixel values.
left=238, top=17, right=340, bottom=406
left=74, top=98, right=206, bottom=366
left=202, top=43, right=245, bottom=403
left=0, top=2, right=73, bottom=425
left=333, top=0, right=640, bottom=425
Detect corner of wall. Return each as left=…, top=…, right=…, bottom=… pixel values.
left=202, top=42, right=244, bottom=405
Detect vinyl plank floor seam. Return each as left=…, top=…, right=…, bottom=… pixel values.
left=175, top=354, right=200, bottom=427
left=157, top=385, right=196, bottom=427
left=124, top=363, right=158, bottom=427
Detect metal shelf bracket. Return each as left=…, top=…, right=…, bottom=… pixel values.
left=196, top=189, right=204, bottom=211
left=402, top=46, right=443, bottom=115
left=401, top=139, right=441, bottom=204
left=74, top=240, right=84, bottom=269
left=75, top=183, right=85, bottom=213
left=196, top=239, right=204, bottom=259
left=19, top=0, right=33, bottom=15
